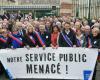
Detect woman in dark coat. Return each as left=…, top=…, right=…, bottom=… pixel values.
left=8, top=27, right=25, bottom=48
left=91, top=27, right=100, bottom=49
left=24, top=26, right=38, bottom=47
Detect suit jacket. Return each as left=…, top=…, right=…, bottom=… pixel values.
left=2, top=13, right=10, bottom=20
left=37, top=31, right=51, bottom=47
left=59, top=29, right=77, bottom=47
left=91, top=34, right=100, bottom=49
left=8, top=33, right=25, bottom=48
left=24, top=32, right=38, bottom=47
left=82, top=33, right=92, bottom=48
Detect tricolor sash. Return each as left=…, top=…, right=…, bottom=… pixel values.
left=28, top=35, right=36, bottom=44
left=0, top=37, right=7, bottom=43
left=76, top=38, right=81, bottom=47
left=9, top=34, right=23, bottom=45
left=88, top=37, right=92, bottom=48
left=61, top=32, right=73, bottom=47
left=35, top=31, right=45, bottom=46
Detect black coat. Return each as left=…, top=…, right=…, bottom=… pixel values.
left=19, top=29, right=26, bottom=37
left=59, top=29, right=77, bottom=47
left=82, top=33, right=92, bottom=48
left=8, top=33, right=25, bottom=48
left=91, top=34, right=100, bottom=49
left=2, top=13, right=10, bottom=20
left=16, top=13, right=23, bottom=21
left=0, top=36, right=11, bottom=49
left=24, top=32, right=38, bottom=47
left=37, top=32, right=51, bottom=47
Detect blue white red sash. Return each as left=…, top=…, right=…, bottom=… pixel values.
left=88, top=37, right=92, bottom=48
left=28, top=35, right=36, bottom=44
left=61, top=32, right=73, bottom=47
left=9, top=34, right=23, bottom=45
left=76, top=38, right=81, bottom=47
left=0, top=37, right=7, bottom=43
left=35, top=31, right=45, bottom=46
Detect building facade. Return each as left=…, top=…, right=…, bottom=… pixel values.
left=72, top=0, right=100, bottom=19
left=0, top=0, right=60, bottom=17
left=0, top=0, right=100, bottom=18
left=60, top=0, right=73, bottom=16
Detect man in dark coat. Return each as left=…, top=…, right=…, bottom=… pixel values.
left=16, top=11, right=23, bottom=21
left=0, top=29, right=11, bottom=49
left=2, top=12, right=10, bottom=20
left=59, top=22, right=77, bottom=47
left=36, top=25, right=51, bottom=48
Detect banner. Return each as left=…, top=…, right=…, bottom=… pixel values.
left=0, top=47, right=98, bottom=80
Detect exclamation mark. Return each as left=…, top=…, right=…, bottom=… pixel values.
left=66, top=65, right=68, bottom=74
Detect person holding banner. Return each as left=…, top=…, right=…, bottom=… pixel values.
left=16, top=21, right=26, bottom=37
left=36, top=25, right=51, bottom=48
left=0, top=29, right=10, bottom=77
left=82, top=25, right=92, bottom=48
left=91, top=27, right=100, bottom=60
left=51, top=25, right=60, bottom=49
left=24, top=25, right=39, bottom=48
left=8, top=27, right=24, bottom=48
left=0, top=29, right=11, bottom=49
left=59, top=22, right=77, bottom=47
left=75, top=28, right=85, bottom=47
left=91, top=27, right=100, bottom=49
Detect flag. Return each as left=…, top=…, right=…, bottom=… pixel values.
left=83, top=70, right=92, bottom=80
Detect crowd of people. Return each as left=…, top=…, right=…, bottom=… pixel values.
left=0, top=11, right=100, bottom=79
left=0, top=12, right=100, bottom=50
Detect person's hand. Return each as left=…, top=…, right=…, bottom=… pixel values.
left=36, top=45, right=39, bottom=48
left=11, top=46, right=16, bottom=50
left=8, top=34, right=11, bottom=37
left=6, top=48, right=10, bottom=50
left=56, top=45, right=59, bottom=49
left=25, top=45, right=30, bottom=50
left=51, top=44, right=55, bottom=49
left=73, top=45, right=76, bottom=47
left=88, top=45, right=92, bottom=48
left=43, top=45, right=46, bottom=50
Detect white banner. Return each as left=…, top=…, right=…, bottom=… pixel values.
left=0, top=47, right=98, bottom=80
